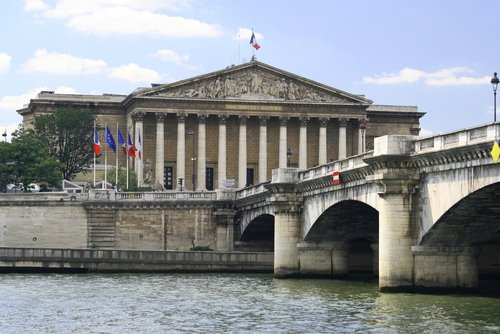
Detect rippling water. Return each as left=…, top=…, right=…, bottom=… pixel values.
left=1, top=273, right=499, bottom=333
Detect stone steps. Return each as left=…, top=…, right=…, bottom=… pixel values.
left=88, top=210, right=116, bottom=249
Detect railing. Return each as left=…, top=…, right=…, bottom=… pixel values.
left=89, top=190, right=218, bottom=201
left=235, top=181, right=270, bottom=199
left=299, top=151, right=373, bottom=181
left=414, top=123, right=499, bottom=153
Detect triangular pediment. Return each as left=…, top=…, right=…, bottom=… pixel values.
left=134, top=61, right=372, bottom=105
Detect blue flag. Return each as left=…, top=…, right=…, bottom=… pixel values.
left=106, top=126, right=116, bottom=153
left=117, top=129, right=126, bottom=155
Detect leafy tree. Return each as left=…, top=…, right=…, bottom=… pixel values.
left=106, top=167, right=138, bottom=191
left=0, top=128, right=63, bottom=192
left=33, top=108, right=95, bottom=180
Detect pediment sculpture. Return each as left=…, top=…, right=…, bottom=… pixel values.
left=148, top=68, right=353, bottom=103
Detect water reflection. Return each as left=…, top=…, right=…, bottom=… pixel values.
left=0, top=273, right=499, bottom=333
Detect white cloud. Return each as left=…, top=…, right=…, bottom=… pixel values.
left=109, top=63, right=162, bottom=83
left=37, top=0, right=221, bottom=38
left=0, top=52, right=12, bottom=74
left=43, top=0, right=189, bottom=17
left=22, top=49, right=107, bottom=74
left=151, top=49, right=189, bottom=65
left=24, top=0, right=49, bottom=11
left=0, top=86, right=77, bottom=112
left=363, top=66, right=489, bottom=86
left=235, top=27, right=263, bottom=42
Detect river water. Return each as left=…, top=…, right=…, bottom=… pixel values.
left=1, top=273, right=499, bottom=333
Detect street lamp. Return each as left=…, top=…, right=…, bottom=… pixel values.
left=2, top=129, right=6, bottom=142
left=188, top=129, right=196, bottom=190
left=492, top=73, right=499, bottom=123
left=287, top=148, right=292, bottom=167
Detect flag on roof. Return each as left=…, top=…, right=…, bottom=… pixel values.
left=250, top=31, right=260, bottom=50
left=94, top=130, right=101, bottom=155
left=106, top=125, right=116, bottom=153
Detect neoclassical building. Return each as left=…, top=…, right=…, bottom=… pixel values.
left=19, top=60, right=424, bottom=190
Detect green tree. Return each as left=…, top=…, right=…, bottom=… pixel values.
left=33, top=108, right=95, bottom=180
left=106, top=167, right=138, bottom=191
left=0, top=128, right=63, bottom=192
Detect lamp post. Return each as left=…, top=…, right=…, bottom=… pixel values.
left=188, top=129, right=196, bottom=190
left=2, top=129, right=6, bottom=142
left=492, top=72, right=499, bottom=123
left=287, top=148, right=292, bottom=167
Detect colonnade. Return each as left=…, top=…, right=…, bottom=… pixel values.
left=132, top=112, right=367, bottom=190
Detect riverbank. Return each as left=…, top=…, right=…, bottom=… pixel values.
left=0, top=247, right=273, bottom=273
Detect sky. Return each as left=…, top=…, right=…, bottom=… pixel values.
left=1, top=0, right=499, bottom=141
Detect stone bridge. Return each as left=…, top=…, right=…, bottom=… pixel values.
left=235, top=123, right=500, bottom=292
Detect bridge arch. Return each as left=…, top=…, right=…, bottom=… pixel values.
left=301, top=200, right=379, bottom=275
left=236, top=213, right=274, bottom=252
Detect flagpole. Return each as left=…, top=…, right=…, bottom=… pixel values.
left=104, top=122, right=108, bottom=190
left=126, top=127, right=130, bottom=190
left=115, top=123, right=119, bottom=190
left=93, top=121, right=96, bottom=188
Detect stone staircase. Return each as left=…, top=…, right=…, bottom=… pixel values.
left=87, top=209, right=117, bottom=249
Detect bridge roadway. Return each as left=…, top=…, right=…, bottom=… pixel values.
left=235, top=123, right=500, bottom=292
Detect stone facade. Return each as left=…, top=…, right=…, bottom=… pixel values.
left=18, top=60, right=424, bottom=190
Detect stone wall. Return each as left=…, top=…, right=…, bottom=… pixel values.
left=0, top=194, right=88, bottom=248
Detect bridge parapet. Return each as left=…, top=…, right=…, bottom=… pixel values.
left=414, top=123, right=499, bottom=154
left=299, top=152, right=373, bottom=182
left=88, top=190, right=218, bottom=201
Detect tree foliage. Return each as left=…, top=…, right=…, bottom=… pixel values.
left=0, top=128, right=63, bottom=192
left=106, top=167, right=138, bottom=191
left=33, top=108, right=95, bottom=180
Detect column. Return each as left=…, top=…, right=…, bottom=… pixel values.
left=259, top=116, right=269, bottom=183
left=358, top=118, right=367, bottom=154
left=155, top=113, right=165, bottom=185
left=197, top=114, right=207, bottom=191
left=338, top=118, right=348, bottom=160
left=318, top=117, right=328, bottom=165
left=279, top=116, right=289, bottom=168
left=176, top=114, right=186, bottom=190
left=218, top=114, right=227, bottom=188
left=133, top=111, right=145, bottom=187
left=238, top=115, right=248, bottom=188
left=299, top=117, right=308, bottom=169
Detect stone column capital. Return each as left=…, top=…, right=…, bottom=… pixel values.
left=319, top=117, right=329, bottom=127
left=155, top=112, right=166, bottom=121
left=299, top=116, right=309, bottom=126
left=279, top=116, right=290, bottom=126
left=177, top=113, right=186, bottom=123
left=198, top=113, right=208, bottom=124
left=218, top=114, right=228, bottom=124
left=132, top=111, right=145, bottom=121
left=259, top=115, right=270, bottom=125
left=339, top=117, right=349, bottom=127
left=239, top=115, right=249, bottom=125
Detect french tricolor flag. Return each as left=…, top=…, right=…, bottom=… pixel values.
left=94, top=130, right=101, bottom=156
left=250, top=32, right=260, bottom=50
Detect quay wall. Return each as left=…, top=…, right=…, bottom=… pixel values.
left=0, top=247, right=273, bottom=273
left=0, top=191, right=230, bottom=252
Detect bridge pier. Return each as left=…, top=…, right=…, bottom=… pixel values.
left=412, top=246, right=479, bottom=291
left=298, top=242, right=349, bottom=277
left=213, top=208, right=235, bottom=251
left=266, top=168, right=303, bottom=278
left=366, top=135, right=419, bottom=291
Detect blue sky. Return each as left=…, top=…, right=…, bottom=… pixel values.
left=1, top=0, right=499, bottom=140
